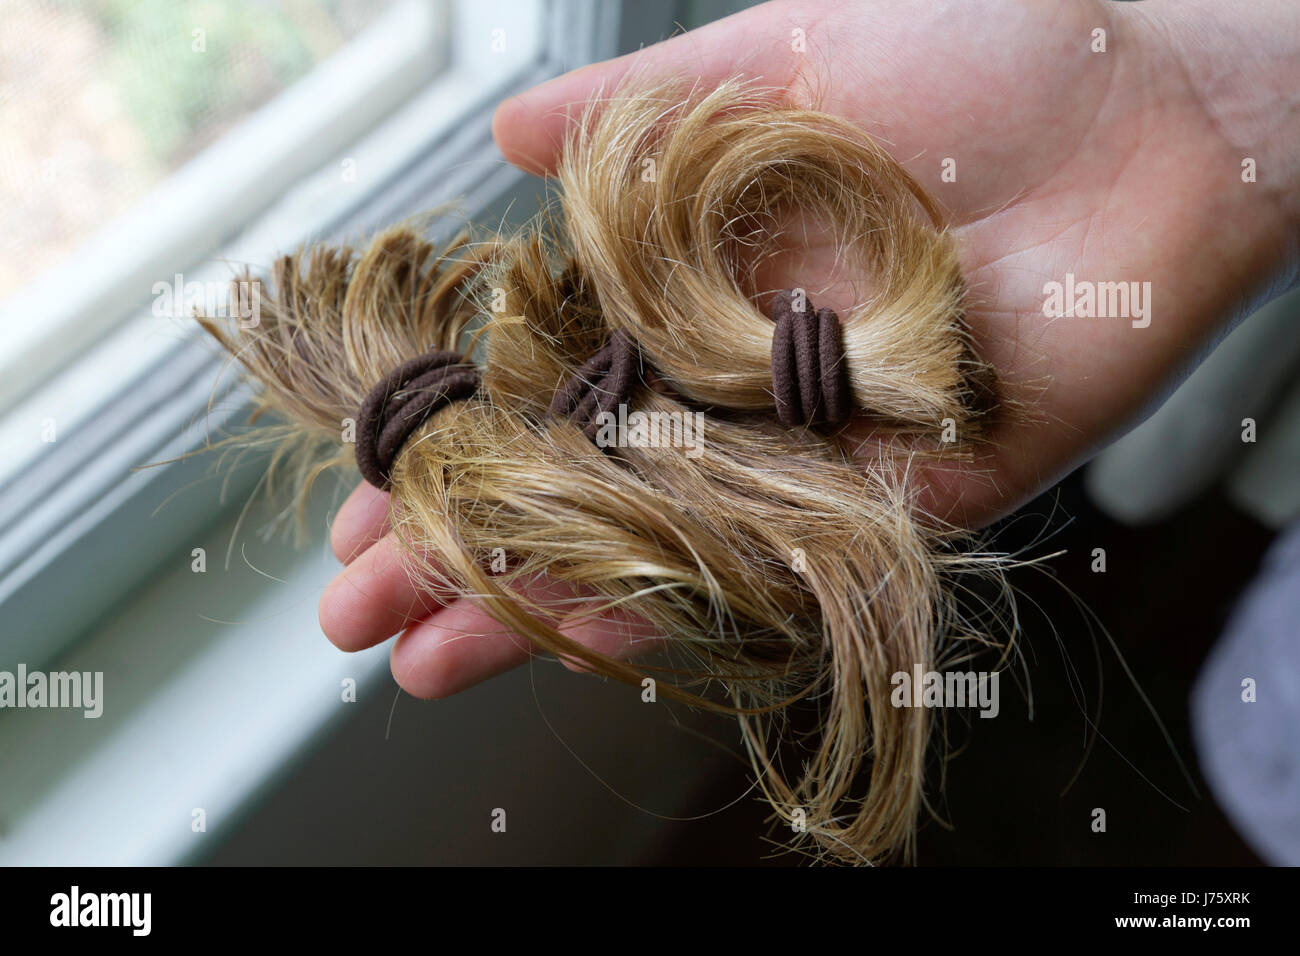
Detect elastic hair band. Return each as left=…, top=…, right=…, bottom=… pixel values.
left=550, top=291, right=850, bottom=439
left=769, top=289, right=851, bottom=428
left=548, top=329, right=641, bottom=440
left=355, top=349, right=479, bottom=490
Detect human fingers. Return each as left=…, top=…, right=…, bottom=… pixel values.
left=390, top=589, right=662, bottom=699
left=329, top=481, right=392, bottom=565
left=318, top=531, right=453, bottom=652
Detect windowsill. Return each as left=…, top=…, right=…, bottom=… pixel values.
left=0, top=482, right=392, bottom=865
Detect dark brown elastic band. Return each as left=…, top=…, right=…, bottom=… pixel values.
left=355, top=349, right=479, bottom=490
left=769, top=289, right=851, bottom=428
left=548, top=329, right=640, bottom=440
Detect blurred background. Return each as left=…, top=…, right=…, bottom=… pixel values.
left=0, top=0, right=1295, bottom=866
left=1, top=0, right=399, bottom=305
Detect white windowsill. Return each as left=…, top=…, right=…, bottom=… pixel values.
left=0, top=488, right=391, bottom=865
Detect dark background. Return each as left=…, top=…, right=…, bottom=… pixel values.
left=199, top=469, right=1267, bottom=865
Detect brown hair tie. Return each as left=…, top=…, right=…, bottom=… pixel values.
left=355, top=349, right=479, bottom=490
left=769, top=289, right=851, bottom=428
left=548, top=329, right=641, bottom=440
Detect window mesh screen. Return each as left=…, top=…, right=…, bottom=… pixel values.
left=0, top=0, right=397, bottom=305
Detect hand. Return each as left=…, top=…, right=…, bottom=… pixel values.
left=320, top=0, right=1300, bottom=698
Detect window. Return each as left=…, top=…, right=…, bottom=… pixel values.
left=0, top=0, right=451, bottom=414
left=0, top=0, right=672, bottom=864
left=0, top=0, right=587, bottom=675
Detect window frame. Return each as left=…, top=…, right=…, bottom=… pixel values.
left=0, top=0, right=642, bottom=677
left=0, top=0, right=456, bottom=411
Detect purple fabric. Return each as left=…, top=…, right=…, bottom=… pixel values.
left=1193, top=519, right=1300, bottom=864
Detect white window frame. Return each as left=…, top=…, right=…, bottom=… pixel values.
left=0, top=0, right=686, bottom=867
left=0, top=0, right=451, bottom=410
left=0, top=0, right=630, bottom=678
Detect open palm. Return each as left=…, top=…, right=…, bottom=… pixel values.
left=319, top=0, right=1300, bottom=697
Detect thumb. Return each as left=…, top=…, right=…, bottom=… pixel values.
left=491, top=1, right=809, bottom=175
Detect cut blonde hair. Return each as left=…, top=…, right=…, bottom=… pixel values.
left=199, top=78, right=1006, bottom=864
